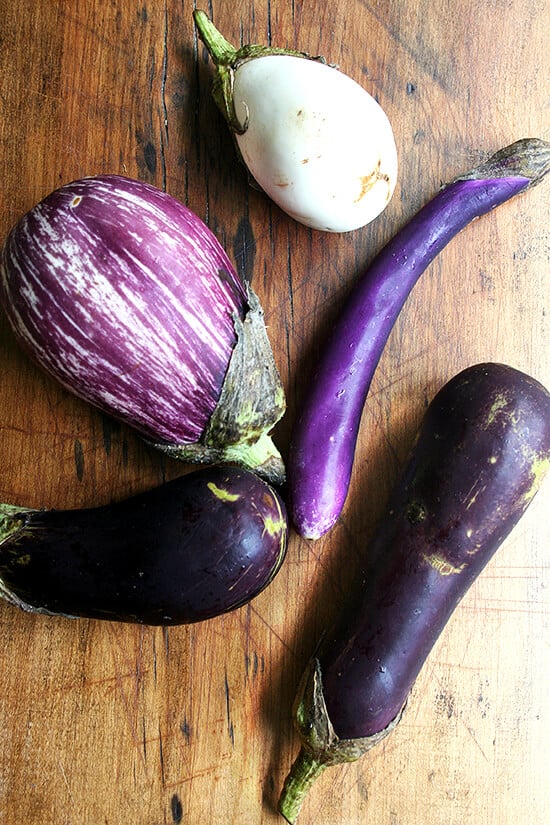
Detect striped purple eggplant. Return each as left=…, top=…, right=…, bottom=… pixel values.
left=0, top=175, right=286, bottom=482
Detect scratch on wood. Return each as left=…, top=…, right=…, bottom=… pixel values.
left=165, top=758, right=232, bottom=789
left=144, top=141, right=157, bottom=174
left=101, top=413, right=121, bottom=455
left=284, top=317, right=292, bottom=385
left=105, top=625, right=150, bottom=772
left=180, top=718, right=191, bottom=742
left=160, top=0, right=169, bottom=190
left=358, top=0, right=459, bottom=94
left=57, top=757, right=78, bottom=813
left=152, top=635, right=158, bottom=684
left=224, top=671, right=235, bottom=746
left=463, top=722, right=490, bottom=763
left=142, top=716, right=148, bottom=758
left=74, top=439, right=84, bottom=481
left=245, top=650, right=265, bottom=680
left=247, top=604, right=297, bottom=656
left=286, top=243, right=295, bottom=323
left=266, top=0, right=273, bottom=45
left=159, top=725, right=166, bottom=784
left=233, top=213, right=256, bottom=285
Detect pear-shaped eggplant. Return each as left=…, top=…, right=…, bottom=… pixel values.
left=0, top=466, right=288, bottom=625
left=194, top=11, right=397, bottom=232
left=0, top=175, right=286, bottom=483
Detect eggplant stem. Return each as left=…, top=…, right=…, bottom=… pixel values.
left=219, top=431, right=286, bottom=483
left=452, top=138, right=550, bottom=189
left=193, top=10, right=323, bottom=136
left=152, top=285, right=286, bottom=485
left=278, top=747, right=327, bottom=824
left=193, top=9, right=238, bottom=67
left=151, top=430, right=286, bottom=486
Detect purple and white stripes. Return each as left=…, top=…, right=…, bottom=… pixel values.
left=0, top=175, right=248, bottom=445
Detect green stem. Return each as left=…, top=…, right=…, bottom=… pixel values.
left=278, top=748, right=327, bottom=824
left=192, top=10, right=322, bottom=135
left=154, top=429, right=285, bottom=486
left=193, top=9, right=238, bottom=67
left=218, top=431, right=286, bottom=483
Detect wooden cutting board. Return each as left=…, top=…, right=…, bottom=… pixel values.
left=0, top=1, right=548, bottom=823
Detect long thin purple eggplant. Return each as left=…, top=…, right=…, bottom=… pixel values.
left=289, top=138, right=550, bottom=538
left=0, top=465, right=287, bottom=625
left=0, top=175, right=286, bottom=483
left=279, top=362, right=550, bottom=822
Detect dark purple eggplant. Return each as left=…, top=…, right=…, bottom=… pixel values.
left=0, top=465, right=287, bottom=625
left=279, top=362, right=550, bottom=822
left=289, top=138, right=550, bottom=538
left=0, top=175, right=285, bottom=484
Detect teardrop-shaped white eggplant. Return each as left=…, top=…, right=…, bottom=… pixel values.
left=194, top=11, right=397, bottom=233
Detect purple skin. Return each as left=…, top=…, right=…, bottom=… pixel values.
left=279, top=363, right=550, bottom=824
left=0, top=175, right=246, bottom=445
left=289, top=139, right=550, bottom=539
left=0, top=466, right=288, bottom=625
left=319, top=363, right=550, bottom=737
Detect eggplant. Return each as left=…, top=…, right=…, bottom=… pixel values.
left=288, top=138, right=550, bottom=538
left=279, top=363, right=550, bottom=823
left=0, top=175, right=285, bottom=483
left=193, top=11, right=398, bottom=232
left=0, top=465, right=287, bottom=625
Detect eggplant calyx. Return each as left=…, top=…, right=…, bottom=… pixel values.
left=193, top=10, right=324, bottom=135
left=0, top=504, right=67, bottom=616
left=451, top=137, right=550, bottom=189
left=151, top=287, right=286, bottom=485
left=0, top=503, right=32, bottom=544
left=278, top=657, right=404, bottom=823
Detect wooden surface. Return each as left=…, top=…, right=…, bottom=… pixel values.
left=0, top=1, right=548, bottom=823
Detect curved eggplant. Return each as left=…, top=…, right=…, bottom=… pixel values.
left=0, top=466, right=287, bottom=625
left=289, top=138, right=550, bottom=538
left=279, top=363, right=550, bottom=822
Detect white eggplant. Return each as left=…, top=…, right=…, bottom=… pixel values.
left=194, top=11, right=398, bottom=233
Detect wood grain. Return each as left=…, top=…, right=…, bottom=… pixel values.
left=0, top=1, right=548, bottom=823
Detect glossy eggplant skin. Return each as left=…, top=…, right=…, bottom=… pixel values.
left=0, top=466, right=287, bottom=625
left=279, top=363, right=550, bottom=823
left=289, top=139, right=550, bottom=539
left=318, top=363, right=550, bottom=739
